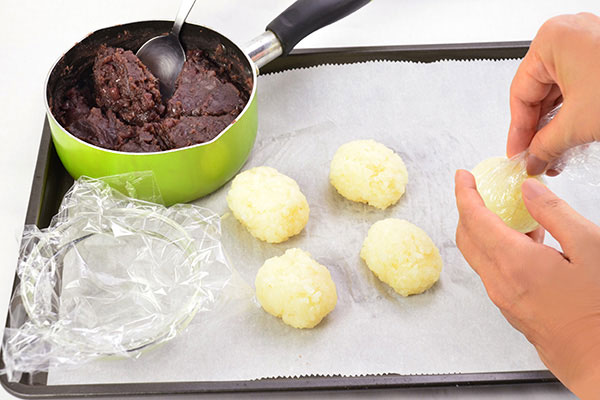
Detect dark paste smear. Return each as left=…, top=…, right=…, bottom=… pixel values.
left=94, top=45, right=165, bottom=126
left=167, top=49, right=246, bottom=118
left=55, top=46, right=247, bottom=152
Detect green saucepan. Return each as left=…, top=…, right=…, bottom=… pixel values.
left=45, top=0, right=370, bottom=205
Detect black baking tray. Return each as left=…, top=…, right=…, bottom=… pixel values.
left=1, top=41, right=558, bottom=398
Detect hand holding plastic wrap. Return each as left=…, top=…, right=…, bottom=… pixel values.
left=536, top=103, right=600, bottom=185
left=1, top=173, right=231, bottom=382
left=472, top=102, right=600, bottom=234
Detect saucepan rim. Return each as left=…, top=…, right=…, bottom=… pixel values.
left=43, top=20, right=258, bottom=156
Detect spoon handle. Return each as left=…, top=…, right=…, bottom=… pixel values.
left=171, top=0, right=197, bottom=38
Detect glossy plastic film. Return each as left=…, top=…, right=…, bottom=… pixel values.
left=1, top=173, right=231, bottom=382
left=472, top=103, right=600, bottom=233
left=538, top=103, right=600, bottom=185
left=472, top=153, right=543, bottom=233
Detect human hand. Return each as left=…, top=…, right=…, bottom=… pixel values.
left=455, top=169, right=600, bottom=399
left=507, top=13, right=600, bottom=176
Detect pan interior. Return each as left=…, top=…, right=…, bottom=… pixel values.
left=46, top=21, right=254, bottom=137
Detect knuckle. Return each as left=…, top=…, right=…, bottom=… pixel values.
left=508, top=80, right=527, bottom=107
left=532, top=131, right=564, bottom=160
left=575, top=11, right=595, bottom=19
left=455, top=225, right=464, bottom=250
left=542, top=197, right=565, bottom=211
left=509, top=77, right=520, bottom=96
left=459, top=208, right=474, bottom=227
left=540, top=14, right=575, bottom=35
left=457, top=205, right=475, bottom=230
left=485, top=284, right=506, bottom=310
left=538, top=16, right=561, bottom=36
left=537, top=15, right=588, bottom=49
left=574, top=12, right=600, bottom=28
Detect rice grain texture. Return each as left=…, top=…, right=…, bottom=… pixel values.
left=360, top=218, right=442, bottom=296
left=329, top=139, right=408, bottom=209
left=227, top=166, right=310, bottom=243
left=255, top=248, right=337, bottom=329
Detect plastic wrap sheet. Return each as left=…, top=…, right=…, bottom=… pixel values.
left=557, top=142, right=600, bottom=185
left=471, top=153, right=543, bottom=233
left=47, top=59, right=600, bottom=384
left=471, top=103, right=600, bottom=234
left=538, top=103, right=600, bottom=184
left=2, top=173, right=231, bottom=381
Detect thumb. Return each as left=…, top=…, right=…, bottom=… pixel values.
left=521, top=178, right=593, bottom=255
left=526, top=106, right=573, bottom=175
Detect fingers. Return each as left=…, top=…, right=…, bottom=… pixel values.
left=521, top=178, right=597, bottom=257
left=539, top=86, right=563, bottom=119
left=454, top=169, right=482, bottom=209
left=455, top=222, right=491, bottom=277
left=509, top=13, right=600, bottom=174
left=454, top=170, right=571, bottom=328
left=455, top=170, right=520, bottom=244
left=506, top=46, right=556, bottom=158
left=525, top=105, right=573, bottom=175
left=545, top=167, right=562, bottom=177
left=454, top=170, right=527, bottom=262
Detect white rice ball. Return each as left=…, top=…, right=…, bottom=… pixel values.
left=472, top=156, right=542, bottom=233
left=360, top=218, right=442, bottom=296
left=227, top=166, right=309, bottom=243
left=255, top=248, right=337, bottom=329
left=329, top=139, right=408, bottom=209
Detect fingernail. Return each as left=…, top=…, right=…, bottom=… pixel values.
left=526, top=154, right=548, bottom=176
left=521, top=178, right=548, bottom=200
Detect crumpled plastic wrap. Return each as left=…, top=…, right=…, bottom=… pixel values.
left=539, top=103, right=600, bottom=185
left=1, top=172, right=231, bottom=382
left=472, top=103, right=600, bottom=233
left=552, top=142, right=600, bottom=186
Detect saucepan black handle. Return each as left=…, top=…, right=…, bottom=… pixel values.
left=266, top=0, right=371, bottom=56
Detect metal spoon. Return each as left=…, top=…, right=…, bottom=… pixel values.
left=136, top=0, right=197, bottom=99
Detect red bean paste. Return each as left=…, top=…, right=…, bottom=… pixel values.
left=54, top=45, right=248, bottom=152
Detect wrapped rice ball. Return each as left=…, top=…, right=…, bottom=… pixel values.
left=227, top=166, right=309, bottom=243
left=255, top=248, right=337, bottom=329
left=472, top=156, right=543, bottom=233
left=329, top=139, right=408, bottom=209
left=360, top=218, right=442, bottom=296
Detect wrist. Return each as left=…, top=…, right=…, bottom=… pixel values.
left=568, top=340, right=600, bottom=399
left=543, top=321, right=600, bottom=398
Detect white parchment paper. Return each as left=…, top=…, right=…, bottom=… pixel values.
left=49, top=59, right=600, bottom=385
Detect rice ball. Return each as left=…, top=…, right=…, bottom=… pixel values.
left=227, top=166, right=309, bottom=243
left=472, top=156, right=543, bottom=233
left=329, top=139, right=408, bottom=209
left=255, top=248, right=337, bottom=329
left=360, top=218, right=442, bottom=296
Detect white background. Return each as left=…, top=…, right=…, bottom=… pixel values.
left=2, top=1, right=600, bottom=398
